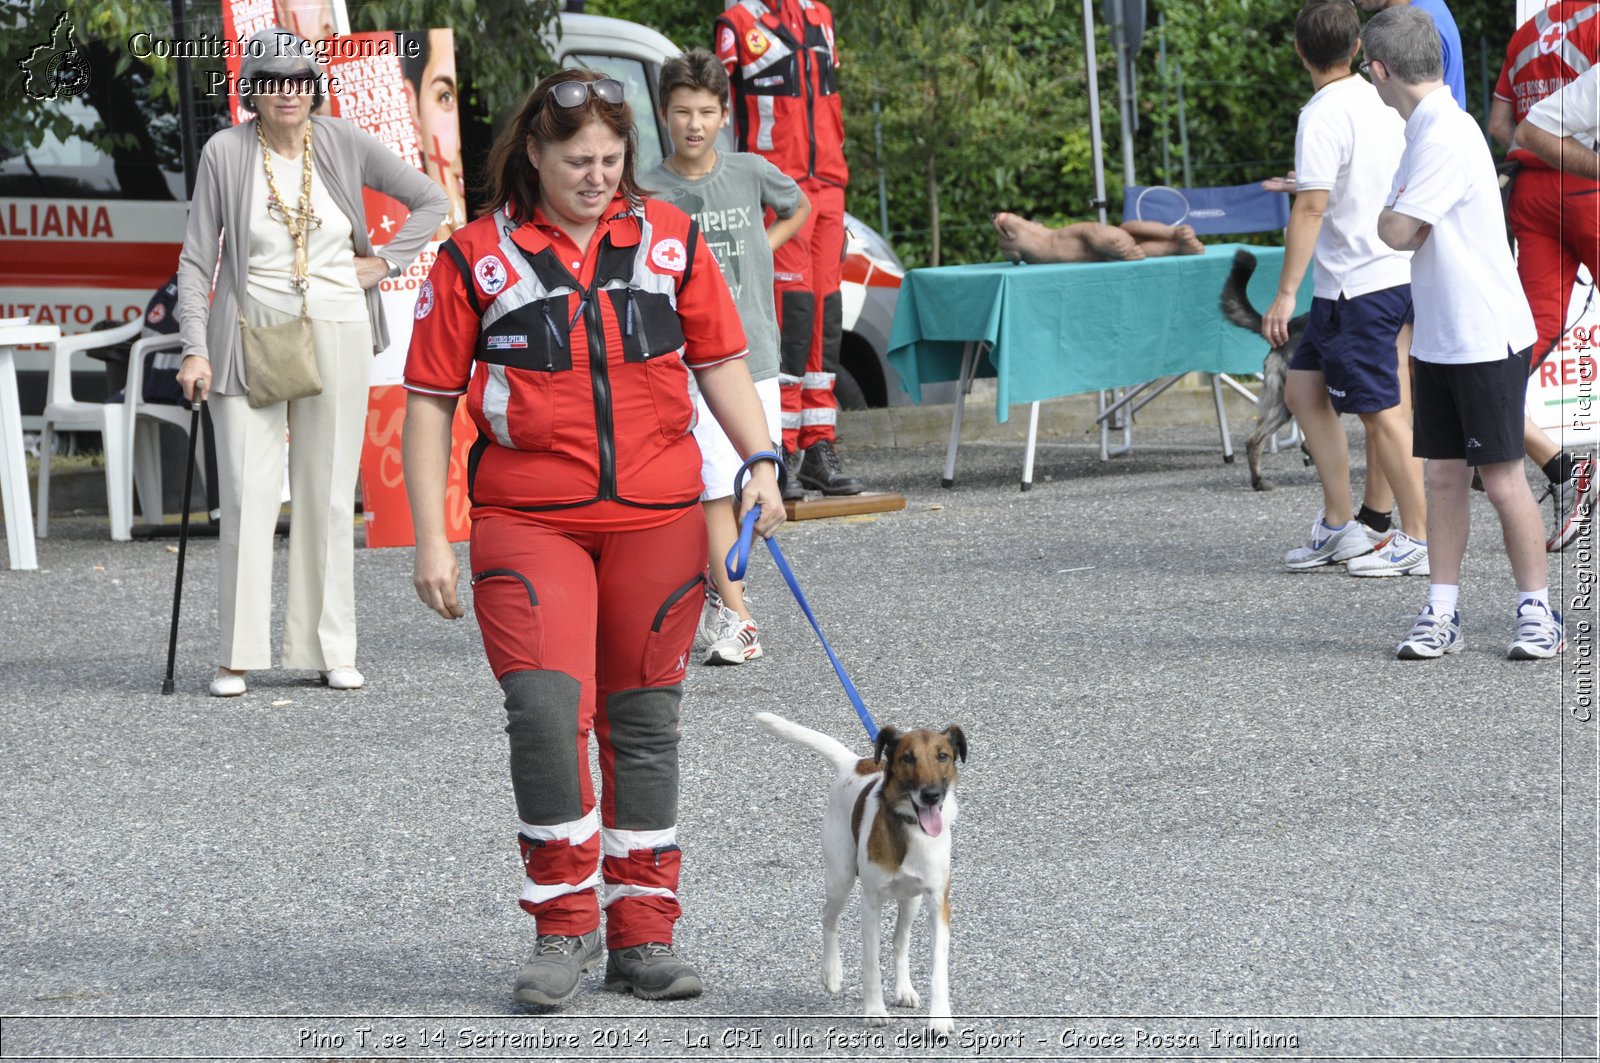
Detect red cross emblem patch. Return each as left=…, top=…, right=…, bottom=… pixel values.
left=1539, top=22, right=1568, bottom=56
left=474, top=255, right=509, bottom=296
left=650, top=238, right=687, bottom=273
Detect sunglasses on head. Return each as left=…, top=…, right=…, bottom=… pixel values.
left=249, top=74, right=318, bottom=97
left=541, top=78, right=625, bottom=111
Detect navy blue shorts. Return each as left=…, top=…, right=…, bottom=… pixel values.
left=1288, top=284, right=1414, bottom=415
left=1412, top=348, right=1530, bottom=467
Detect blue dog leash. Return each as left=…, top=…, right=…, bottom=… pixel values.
left=726, top=452, right=880, bottom=742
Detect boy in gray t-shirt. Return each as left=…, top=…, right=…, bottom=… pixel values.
left=644, top=49, right=811, bottom=667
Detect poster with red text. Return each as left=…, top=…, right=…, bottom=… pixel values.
left=1526, top=272, right=1600, bottom=451
left=219, top=1, right=470, bottom=546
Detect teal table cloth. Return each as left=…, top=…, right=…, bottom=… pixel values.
left=886, top=244, right=1312, bottom=421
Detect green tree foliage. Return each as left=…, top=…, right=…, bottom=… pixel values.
left=346, top=0, right=561, bottom=124
left=840, top=0, right=1094, bottom=268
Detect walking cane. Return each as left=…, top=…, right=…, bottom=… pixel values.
left=162, top=382, right=206, bottom=695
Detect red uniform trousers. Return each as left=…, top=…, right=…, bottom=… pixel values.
left=469, top=507, right=706, bottom=948
left=774, top=179, right=847, bottom=451
left=1509, top=165, right=1600, bottom=368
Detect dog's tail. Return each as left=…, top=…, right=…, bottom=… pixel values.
left=1219, top=249, right=1263, bottom=333
left=755, top=712, right=861, bottom=772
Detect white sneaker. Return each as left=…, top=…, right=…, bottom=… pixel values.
left=695, top=589, right=732, bottom=650
left=1396, top=604, right=1463, bottom=659
left=1506, top=601, right=1564, bottom=660
left=704, top=615, right=762, bottom=666
left=1284, top=513, right=1376, bottom=570
left=1347, top=530, right=1430, bottom=577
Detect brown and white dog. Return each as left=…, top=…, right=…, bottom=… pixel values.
left=755, top=712, right=966, bottom=1036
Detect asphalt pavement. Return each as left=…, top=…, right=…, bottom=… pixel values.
left=1, top=424, right=1596, bottom=1062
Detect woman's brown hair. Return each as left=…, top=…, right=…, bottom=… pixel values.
left=480, top=68, right=644, bottom=222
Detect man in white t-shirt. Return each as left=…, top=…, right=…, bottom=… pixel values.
left=1266, top=0, right=1427, bottom=578
left=1366, top=4, right=1562, bottom=660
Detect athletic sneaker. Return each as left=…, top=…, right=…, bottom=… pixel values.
left=1507, top=600, right=1565, bottom=660
left=1396, top=604, right=1463, bottom=659
left=695, top=589, right=734, bottom=650
left=704, top=614, right=762, bottom=665
left=1284, top=513, right=1376, bottom=570
left=605, top=942, right=704, bottom=1000
left=1347, top=530, right=1430, bottom=577
left=1544, top=452, right=1594, bottom=552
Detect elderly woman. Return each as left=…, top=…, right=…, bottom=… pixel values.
left=176, top=29, right=448, bottom=697
left=403, top=69, right=783, bottom=1007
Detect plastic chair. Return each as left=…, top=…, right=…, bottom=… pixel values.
left=122, top=334, right=203, bottom=528
left=35, top=320, right=143, bottom=541
left=1094, top=182, right=1292, bottom=463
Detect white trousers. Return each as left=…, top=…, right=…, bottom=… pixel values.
left=210, top=302, right=373, bottom=671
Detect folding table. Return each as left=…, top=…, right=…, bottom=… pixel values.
left=885, top=244, right=1311, bottom=489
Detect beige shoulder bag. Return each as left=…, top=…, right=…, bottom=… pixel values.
left=239, top=122, right=322, bottom=409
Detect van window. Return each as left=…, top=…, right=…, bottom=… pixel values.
left=566, top=53, right=665, bottom=174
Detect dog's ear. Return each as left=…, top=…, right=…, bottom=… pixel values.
left=873, top=726, right=901, bottom=765
left=943, top=725, right=968, bottom=763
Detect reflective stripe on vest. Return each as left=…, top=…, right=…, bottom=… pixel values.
left=1509, top=5, right=1598, bottom=83
left=470, top=206, right=685, bottom=453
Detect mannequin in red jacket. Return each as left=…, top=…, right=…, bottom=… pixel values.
left=718, top=0, right=865, bottom=497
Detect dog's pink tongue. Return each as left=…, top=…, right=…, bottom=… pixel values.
left=917, top=804, right=943, bottom=837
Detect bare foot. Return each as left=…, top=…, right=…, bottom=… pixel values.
left=1174, top=224, right=1206, bottom=255
left=993, top=212, right=1048, bottom=263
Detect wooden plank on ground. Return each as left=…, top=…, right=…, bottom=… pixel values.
left=785, top=491, right=906, bottom=522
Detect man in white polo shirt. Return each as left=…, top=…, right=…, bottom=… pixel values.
left=1265, top=0, right=1427, bottom=578
left=1366, top=4, right=1561, bottom=660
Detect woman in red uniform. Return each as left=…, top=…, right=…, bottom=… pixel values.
left=402, top=69, right=784, bottom=1008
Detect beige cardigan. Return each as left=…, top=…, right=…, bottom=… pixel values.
left=176, top=116, right=449, bottom=396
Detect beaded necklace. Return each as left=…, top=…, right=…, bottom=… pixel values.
left=256, top=122, right=321, bottom=294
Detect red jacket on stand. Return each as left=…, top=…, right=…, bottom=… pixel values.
left=716, top=0, right=849, bottom=188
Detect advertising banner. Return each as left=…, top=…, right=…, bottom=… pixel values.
left=219, top=2, right=470, bottom=546
left=1526, top=275, right=1600, bottom=449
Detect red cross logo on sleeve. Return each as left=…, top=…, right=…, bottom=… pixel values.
left=650, top=238, right=687, bottom=272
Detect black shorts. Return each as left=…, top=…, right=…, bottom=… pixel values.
left=1412, top=348, right=1530, bottom=466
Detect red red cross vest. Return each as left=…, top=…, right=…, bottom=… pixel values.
left=405, top=197, right=747, bottom=525
left=1496, top=2, right=1600, bottom=168
left=716, top=0, right=849, bottom=187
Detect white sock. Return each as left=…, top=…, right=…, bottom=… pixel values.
left=1518, top=588, right=1550, bottom=612
left=1428, top=584, right=1460, bottom=614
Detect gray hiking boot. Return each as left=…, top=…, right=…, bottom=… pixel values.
left=512, top=930, right=603, bottom=1007
left=604, top=941, right=704, bottom=1000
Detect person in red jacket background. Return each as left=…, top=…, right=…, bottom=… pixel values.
left=403, top=69, right=784, bottom=1009
left=717, top=0, right=865, bottom=497
left=1488, top=0, right=1598, bottom=551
